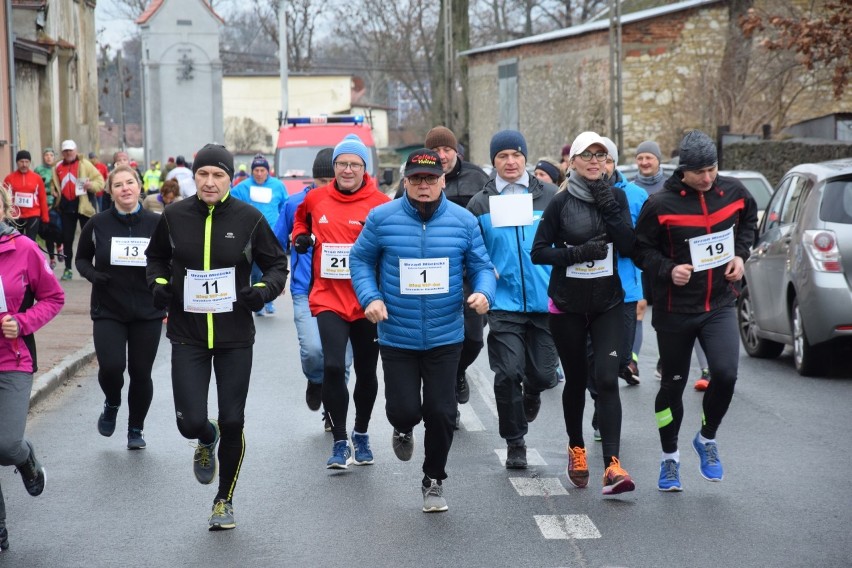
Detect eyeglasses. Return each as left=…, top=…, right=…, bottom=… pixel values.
left=333, top=161, right=365, bottom=172
left=576, top=151, right=608, bottom=162
left=407, top=175, right=440, bottom=185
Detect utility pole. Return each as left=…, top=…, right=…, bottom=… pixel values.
left=443, top=0, right=454, bottom=129
left=608, top=0, right=623, bottom=154
left=278, top=0, right=288, bottom=126
left=116, top=49, right=127, bottom=150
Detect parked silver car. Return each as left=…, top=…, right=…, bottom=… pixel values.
left=718, top=170, right=773, bottom=221
left=738, top=158, right=852, bottom=375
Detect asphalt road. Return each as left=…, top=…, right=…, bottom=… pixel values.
left=2, top=300, right=851, bottom=567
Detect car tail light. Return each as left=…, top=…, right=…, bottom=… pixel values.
left=802, top=230, right=843, bottom=272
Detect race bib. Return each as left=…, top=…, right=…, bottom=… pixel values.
left=566, top=244, right=614, bottom=279
left=689, top=226, right=735, bottom=272
left=320, top=244, right=352, bottom=279
left=110, top=237, right=149, bottom=266
left=0, top=276, right=6, bottom=312
left=249, top=185, right=272, bottom=204
left=13, top=193, right=34, bottom=208
left=489, top=193, right=534, bottom=227
left=75, top=178, right=88, bottom=196
left=399, top=258, right=450, bottom=295
left=183, top=267, right=237, bottom=313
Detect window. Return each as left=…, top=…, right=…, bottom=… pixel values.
left=780, top=175, right=808, bottom=225
left=762, top=178, right=789, bottom=232
left=498, top=59, right=518, bottom=131
left=819, top=177, right=852, bottom=224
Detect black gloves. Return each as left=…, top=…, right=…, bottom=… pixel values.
left=152, top=283, right=173, bottom=310
left=588, top=178, right=618, bottom=214
left=293, top=234, right=313, bottom=254
left=565, top=234, right=609, bottom=265
left=91, top=272, right=111, bottom=285
left=239, top=285, right=266, bottom=312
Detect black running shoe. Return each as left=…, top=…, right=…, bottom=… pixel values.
left=505, top=443, right=528, bottom=469
left=0, top=525, right=9, bottom=551
left=305, top=381, right=322, bottom=411
left=127, top=428, right=146, bottom=450
left=98, top=402, right=119, bottom=437
left=522, top=392, right=541, bottom=422
left=456, top=373, right=470, bottom=404
left=15, top=440, right=45, bottom=497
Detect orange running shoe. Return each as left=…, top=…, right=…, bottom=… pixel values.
left=566, top=445, right=589, bottom=488
left=602, top=457, right=635, bottom=495
left=694, top=368, right=711, bottom=391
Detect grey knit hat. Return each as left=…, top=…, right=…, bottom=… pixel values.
left=678, top=130, right=717, bottom=171
left=635, top=140, right=662, bottom=161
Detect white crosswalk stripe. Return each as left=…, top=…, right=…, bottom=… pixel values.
left=509, top=477, right=569, bottom=496
left=457, top=402, right=485, bottom=431
left=494, top=447, right=546, bottom=467
left=467, top=364, right=499, bottom=418
left=534, top=515, right=601, bottom=539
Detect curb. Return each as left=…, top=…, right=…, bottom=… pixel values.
left=29, top=341, right=97, bottom=409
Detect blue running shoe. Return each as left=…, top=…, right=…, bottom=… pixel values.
left=692, top=432, right=723, bottom=481
left=351, top=432, right=374, bottom=465
left=326, top=439, right=353, bottom=469
left=658, top=459, right=683, bottom=491
left=264, top=302, right=276, bottom=315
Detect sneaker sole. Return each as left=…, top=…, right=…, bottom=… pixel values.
left=692, top=441, right=723, bottom=482
left=658, top=484, right=684, bottom=492
left=423, top=504, right=449, bottom=513
left=208, top=522, right=236, bottom=531
left=602, top=477, right=635, bottom=495
left=352, top=457, right=374, bottom=466
left=127, top=444, right=146, bottom=450
left=326, top=460, right=352, bottom=470
left=505, top=461, right=528, bottom=470
left=566, top=474, right=589, bottom=489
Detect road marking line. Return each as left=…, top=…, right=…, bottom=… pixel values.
left=468, top=364, right=498, bottom=418
left=458, top=403, right=484, bottom=431
left=509, top=477, right=568, bottom=496
left=534, top=515, right=601, bottom=539
left=495, top=448, right=546, bottom=466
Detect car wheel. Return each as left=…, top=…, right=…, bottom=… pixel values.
left=792, top=298, right=828, bottom=376
left=737, top=284, right=784, bottom=358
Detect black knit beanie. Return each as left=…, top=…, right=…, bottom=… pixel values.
left=312, top=148, right=335, bottom=179
left=192, top=143, right=234, bottom=180
left=16, top=150, right=32, bottom=162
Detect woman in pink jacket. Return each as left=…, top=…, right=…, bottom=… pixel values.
left=0, top=184, right=64, bottom=552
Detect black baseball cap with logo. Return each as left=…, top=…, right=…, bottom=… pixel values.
left=404, top=148, right=444, bottom=178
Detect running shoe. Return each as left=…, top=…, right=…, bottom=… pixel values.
left=49, top=259, right=56, bottom=269
left=326, top=439, right=353, bottom=469
left=566, top=445, right=589, bottom=488
left=61, top=269, right=73, bottom=281
left=322, top=410, right=332, bottom=432
left=193, top=420, right=219, bottom=485
left=505, top=443, right=528, bottom=469
left=97, top=401, right=119, bottom=437
left=15, top=440, right=45, bottom=497
left=627, top=359, right=640, bottom=379
left=254, top=309, right=264, bottom=317
left=593, top=428, right=602, bottom=442
left=264, top=302, right=276, bottom=315
left=602, top=457, right=635, bottom=495
left=422, top=479, right=448, bottom=513
left=694, top=369, right=711, bottom=391
left=456, top=373, right=470, bottom=404
left=0, top=525, right=8, bottom=551
left=658, top=459, right=683, bottom=491
left=556, top=366, right=565, bottom=383
left=305, top=381, right=322, bottom=411
left=522, top=391, right=541, bottom=422
left=351, top=432, right=374, bottom=465
left=127, top=428, right=146, bottom=450
left=618, top=366, right=640, bottom=386
left=208, top=499, right=236, bottom=531
left=392, top=429, right=414, bottom=461
left=692, top=432, right=724, bottom=481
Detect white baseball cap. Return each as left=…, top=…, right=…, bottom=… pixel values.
left=569, top=131, right=608, bottom=159
left=60, top=140, right=77, bottom=151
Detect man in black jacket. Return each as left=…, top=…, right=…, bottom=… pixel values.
left=145, top=143, right=288, bottom=531
left=634, top=130, right=757, bottom=492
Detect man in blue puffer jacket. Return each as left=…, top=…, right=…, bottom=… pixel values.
left=350, top=148, right=495, bottom=513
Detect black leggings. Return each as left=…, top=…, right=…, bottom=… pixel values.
left=654, top=307, right=739, bottom=452
left=316, top=312, right=379, bottom=441
left=60, top=211, right=88, bottom=270
left=549, top=305, right=624, bottom=468
left=93, top=318, right=162, bottom=430
left=171, top=343, right=252, bottom=503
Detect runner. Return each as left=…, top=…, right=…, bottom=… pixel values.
left=291, top=134, right=390, bottom=469
left=145, top=143, right=289, bottom=529
left=75, top=165, right=165, bottom=449
left=350, top=148, right=495, bottom=511
left=633, top=130, right=757, bottom=491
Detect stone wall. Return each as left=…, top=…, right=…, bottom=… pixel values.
left=723, top=139, right=852, bottom=186
left=465, top=0, right=851, bottom=168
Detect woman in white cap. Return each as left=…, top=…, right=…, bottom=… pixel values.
left=531, top=131, right=636, bottom=496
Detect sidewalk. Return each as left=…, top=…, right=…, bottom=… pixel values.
left=30, top=274, right=97, bottom=407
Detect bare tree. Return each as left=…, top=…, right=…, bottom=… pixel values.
left=239, top=0, right=328, bottom=71
left=741, top=0, right=852, bottom=98
left=225, top=116, right=272, bottom=152
left=103, top=0, right=231, bottom=20
left=715, top=0, right=755, bottom=127
left=469, top=0, right=606, bottom=46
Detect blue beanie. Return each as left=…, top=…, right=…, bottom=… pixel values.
left=250, top=153, right=270, bottom=171
left=490, top=130, right=527, bottom=164
left=333, top=134, right=369, bottom=167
